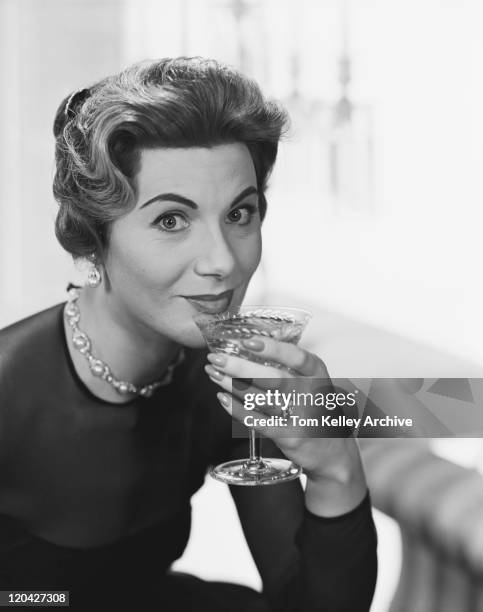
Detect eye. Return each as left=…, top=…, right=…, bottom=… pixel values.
left=153, top=213, right=189, bottom=232
left=227, top=205, right=258, bottom=226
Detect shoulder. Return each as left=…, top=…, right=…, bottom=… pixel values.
left=0, top=303, right=66, bottom=463
left=0, top=303, right=66, bottom=406
left=0, top=303, right=65, bottom=375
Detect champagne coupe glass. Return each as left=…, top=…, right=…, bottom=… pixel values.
left=195, top=306, right=312, bottom=486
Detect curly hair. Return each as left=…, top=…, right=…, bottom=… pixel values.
left=52, top=57, right=289, bottom=261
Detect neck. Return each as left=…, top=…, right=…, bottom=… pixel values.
left=75, top=286, right=179, bottom=386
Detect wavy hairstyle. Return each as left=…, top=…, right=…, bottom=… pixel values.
left=52, top=57, right=289, bottom=261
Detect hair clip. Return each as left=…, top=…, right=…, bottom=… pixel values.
left=64, top=87, right=91, bottom=120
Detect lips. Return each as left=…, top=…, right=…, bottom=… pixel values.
left=184, top=289, right=234, bottom=314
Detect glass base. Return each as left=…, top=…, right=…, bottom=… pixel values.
left=210, top=457, right=302, bottom=486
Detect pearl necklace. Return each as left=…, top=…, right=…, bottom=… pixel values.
left=64, top=287, right=184, bottom=398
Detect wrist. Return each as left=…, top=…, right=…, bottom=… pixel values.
left=305, top=473, right=368, bottom=517
left=303, top=440, right=368, bottom=517
left=305, top=438, right=365, bottom=485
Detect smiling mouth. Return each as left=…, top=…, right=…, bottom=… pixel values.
left=184, top=290, right=234, bottom=314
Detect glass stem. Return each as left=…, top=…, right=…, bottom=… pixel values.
left=248, top=427, right=262, bottom=465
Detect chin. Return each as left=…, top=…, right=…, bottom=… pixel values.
left=165, top=323, right=210, bottom=350
left=181, top=334, right=209, bottom=350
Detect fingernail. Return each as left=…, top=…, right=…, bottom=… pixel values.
left=233, top=377, right=252, bottom=391
left=241, top=339, right=265, bottom=351
left=207, top=353, right=227, bottom=367
left=205, top=365, right=224, bottom=380
left=217, top=392, right=230, bottom=408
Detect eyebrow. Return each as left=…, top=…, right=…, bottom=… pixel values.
left=139, top=186, right=259, bottom=210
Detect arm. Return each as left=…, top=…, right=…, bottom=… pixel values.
left=204, top=337, right=378, bottom=611
left=228, top=437, right=377, bottom=612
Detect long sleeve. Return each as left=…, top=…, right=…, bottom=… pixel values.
left=289, top=493, right=377, bottom=611
left=227, top=439, right=377, bottom=612
left=195, top=364, right=378, bottom=611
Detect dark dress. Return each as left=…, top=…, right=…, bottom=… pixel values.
left=0, top=303, right=378, bottom=611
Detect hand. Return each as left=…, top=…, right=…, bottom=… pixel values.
left=204, top=336, right=365, bottom=486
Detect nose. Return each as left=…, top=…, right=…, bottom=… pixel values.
left=193, top=225, right=237, bottom=279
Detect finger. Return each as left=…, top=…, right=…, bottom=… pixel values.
left=216, top=392, right=273, bottom=438
left=205, top=366, right=289, bottom=415
left=239, top=337, right=328, bottom=377
left=217, top=391, right=321, bottom=443
left=205, top=354, right=293, bottom=395
left=207, top=352, right=289, bottom=381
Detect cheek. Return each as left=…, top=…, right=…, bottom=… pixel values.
left=106, top=227, right=184, bottom=292
left=238, top=231, right=262, bottom=273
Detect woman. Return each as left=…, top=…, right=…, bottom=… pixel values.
left=0, top=57, right=377, bottom=611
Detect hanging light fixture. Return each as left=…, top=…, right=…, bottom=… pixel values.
left=328, top=0, right=375, bottom=213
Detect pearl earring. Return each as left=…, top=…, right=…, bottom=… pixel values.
left=86, top=256, right=101, bottom=288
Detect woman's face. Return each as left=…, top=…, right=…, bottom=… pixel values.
left=103, top=143, right=262, bottom=348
